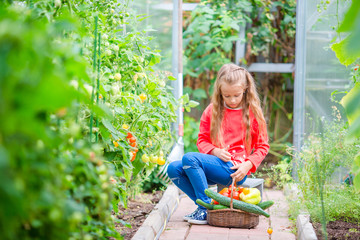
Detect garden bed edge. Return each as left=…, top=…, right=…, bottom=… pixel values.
left=131, top=184, right=180, bottom=240
left=296, top=214, right=318, bottom=240
left=283, top=184, right=318, bottom=240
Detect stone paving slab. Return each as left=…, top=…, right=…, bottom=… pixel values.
left=159, top=188, right=295, bottom=240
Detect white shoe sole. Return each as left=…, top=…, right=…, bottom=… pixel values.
left=188, top=219, right=208, bottom=225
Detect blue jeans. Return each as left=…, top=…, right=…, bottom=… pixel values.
left=167, top=152, right=247, bottom=210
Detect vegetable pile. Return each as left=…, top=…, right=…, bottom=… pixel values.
left=195, top=185, right=274, bottom=218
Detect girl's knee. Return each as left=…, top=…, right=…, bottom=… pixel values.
left=166, top=161, right=181, bottom=177
left=182, top=152, right=199, bottom=168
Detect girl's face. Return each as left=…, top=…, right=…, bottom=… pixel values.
left=221, top=82, right=245, bottom=109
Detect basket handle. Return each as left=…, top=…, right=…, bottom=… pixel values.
left=229, top=178, right=236, bottom=209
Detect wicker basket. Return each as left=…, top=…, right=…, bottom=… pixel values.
left=207, top=179, right=259, bottom=228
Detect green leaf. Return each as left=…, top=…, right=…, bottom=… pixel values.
left=114, top=106, right=126, bottom=115
left=112, top=200, right=119, bottom=214
left=149, top=53, right=161, bottom=66
left=331, top=35, right=360, bottom=66
left=117, top=219, right=131, bottom=228
left=347, top=117, right=360, bottom=142
left=353, top=153, right=360, bottom=191
left=230, top=22, right=240, bottom=31
left=182, top=93, right=190, bottom=103
left=338, top=0, right=360, bottom=32
left=101, top=118, right=122, bottom=140
left=192, top=88, right=207, bottom=100
left=131, top=155, right=145, bottom=177
left=188, top=100, right=200, bottom=108
left=146, top=82, right=157, bottom=91
left=167, top=76, right=176, bottom=81
left=103, top=84, right=111, bottom=92
left=340, top=83, right=360, bottom=125
left=223, top=41, right=233, bottom=52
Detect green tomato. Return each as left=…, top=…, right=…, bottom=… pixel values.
left=150, top=154, right=158, bottom=163
left=114, top=73, right=122, bottom=81
left=141, top=154, right=150, bottom=163
left=105, top=49, right=112, bottom=56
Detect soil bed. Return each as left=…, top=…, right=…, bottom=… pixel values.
left=114, top=191, right=163, bottom=240
left=313, top=220, right=360, bottom=240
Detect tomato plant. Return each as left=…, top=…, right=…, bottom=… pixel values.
left=0, top=0, right=199, bottom=238
left=0, top=3, right=119, bottom=239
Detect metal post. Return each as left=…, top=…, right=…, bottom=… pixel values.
left=171, top=0, right=184, bottom=139
left=293, top=0, right=307, bottom=179
left=235, top=24, right=246, bottom=66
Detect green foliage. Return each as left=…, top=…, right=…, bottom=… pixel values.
left=0, top=0, right=188, bottom=238
left=0, top=4, right=119, bottom=239
left=247, top=0, right=296, bottom=59
left=290, top=114, right=360, bottom=224
left=183, top=0, right=252, bottom=77
left=331, top=0, right=360, bottom=66
left=141, top=166, right=168, bottom=193
left=311, top=186, right=360, bottom=223
left=183, top=115, right=200, bottom=153
left=183, top=0, right=295, bottom=162
left=260, top=155, right=293, bottom=189
left=56, top=0, right=179, bottom=205
left=341, top=83, right=360, bottom=141
left=329, top=0, right=360, bottom=190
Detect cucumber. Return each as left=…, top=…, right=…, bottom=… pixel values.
left=257, top=200, right=274, bottom=210
left=204, top=189, right=270, bottom=218
left=196, top=199, right=229, bottom=210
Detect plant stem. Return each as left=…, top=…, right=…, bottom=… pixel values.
left=96, top=32, right=101, bottom=143
left=317, top=122, right=328, bottom=240
left=89, top=16, right=98, bottom=142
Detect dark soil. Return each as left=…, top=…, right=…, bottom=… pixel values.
left=113, top=191, right=163, bottom=240
left=313, top=220, right=360, bottom=240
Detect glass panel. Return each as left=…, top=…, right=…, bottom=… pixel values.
left=304, top=0, right=351, bottom=134
left=132, top=0, right=173, bottom=71
left=299, top=0, right=353, bottom=181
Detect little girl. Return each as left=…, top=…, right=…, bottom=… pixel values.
left=167, top=63, right=269, bottom=225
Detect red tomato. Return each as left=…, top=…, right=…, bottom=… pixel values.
left=129, top=137, right=136, bottom=143
left=213, top=200, right=219, bottom=205
left=237, top=187, right=244, bottom=194
left=227, top=185, right=237, bottom=194
left=232, top=191, right=240, bottom=200
left=130, top=141, right=137, bottom=148
left=130, top=151, right=136, bottom=161
left=126, top=132, right=133, bottom=139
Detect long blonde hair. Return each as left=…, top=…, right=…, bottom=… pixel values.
left=210, top=63, right=267, bottom=154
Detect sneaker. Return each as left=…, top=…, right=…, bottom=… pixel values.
left=188, top=209, right=208, bottom=225
left=183, top=208, right=200, bottom=221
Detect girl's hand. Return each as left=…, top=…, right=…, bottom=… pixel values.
left=230, top=161, right=253, bottom=182
left=211, top=148, right=231, bottom=162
